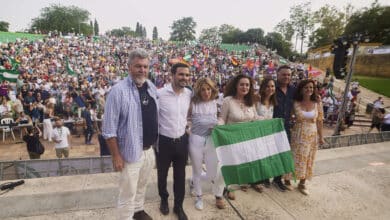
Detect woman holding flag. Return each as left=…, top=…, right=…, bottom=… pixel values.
left=218, top=74, right=261, bottom=200
left=188, top=77, right=226, bottom=210
left=252, top=78, right=278, bottom=190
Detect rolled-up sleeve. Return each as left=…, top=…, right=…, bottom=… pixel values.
left=102, top=87, right=120, bottom=139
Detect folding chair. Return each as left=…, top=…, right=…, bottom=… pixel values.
left=1, top=118, right=16, bottom=142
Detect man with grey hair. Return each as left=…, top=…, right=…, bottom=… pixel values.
left=103, top=48, right=158, bottom=220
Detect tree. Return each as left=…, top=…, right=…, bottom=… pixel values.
left=344, top=0, right=390, bottom=44
left=94, top=19, right=99, bottom=35
left=142, top=27, right=147, bottom=38
left=199, top=27, right=222, bottom=45
left=308, top=5, right=350, bottom=48
left=219, top=24, right=237, bottom=35
left=0, top=21, right=9, bottom=32
left=136, top=22, right=140, bottom=36
left=274, top=19, right=295, bottom=42
left=109, top=27, right=135, bottom=37
left=221, top=28, right=243, bottom=44
left=244, top=28, right=265, bottom=44
left=30, top=4, right=91, bottom=35
left=152, top=26, right=158, bottom=40
left=264, top=32, right=292, bottom=58
left=169, top=17, right=197, bottom=41
left=218, top=24, right=242, bottom=43
left=289, top=2, right=315, bottom=54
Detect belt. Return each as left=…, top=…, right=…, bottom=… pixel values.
left=159, top=134, right=186, bottom=143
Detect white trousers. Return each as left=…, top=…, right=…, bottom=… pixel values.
left=188, top=134, right=225, bottom=197
left=43, top=118, right=53, bottom=141
left=117, top=148, right=154, bottom=220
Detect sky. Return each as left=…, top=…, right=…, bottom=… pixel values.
left=1, top=0, right=389, bottom=40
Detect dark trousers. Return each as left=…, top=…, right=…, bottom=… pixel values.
left=84, top=126, right=93, bottom=143
left=156, top=134, right=188, bottom=208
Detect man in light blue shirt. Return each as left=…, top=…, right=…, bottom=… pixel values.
left=102, top=48, right=158, bottom=220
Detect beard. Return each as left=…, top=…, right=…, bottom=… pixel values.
left=133, top=77, right=146, bottom=86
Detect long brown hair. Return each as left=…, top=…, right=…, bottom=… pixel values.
left=294, top=79, right=319, bottom=102
left=259, top=78, right=277, bottom=106
left=224, top=74, right=257, bottom=107
left=192, top=77, right=218, bottom=103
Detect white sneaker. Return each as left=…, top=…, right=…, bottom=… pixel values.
left=195, top=196, right=203, bottom=210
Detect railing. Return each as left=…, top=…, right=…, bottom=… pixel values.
left=1, top=131, right=390, bottom=181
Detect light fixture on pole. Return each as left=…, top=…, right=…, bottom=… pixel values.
left=333, top=33, right=369, bottom=136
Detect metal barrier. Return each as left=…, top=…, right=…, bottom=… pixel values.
left=1, top=132, right=390, bottom=181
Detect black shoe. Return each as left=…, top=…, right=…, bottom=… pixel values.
left=159, top=200, right=169, bottom=215
left=173, top=206, right=188, bottom=220
left=262, top=179, right=271, bottom=188
left=272, top=180, right=287, bottom=192
left=133, top=210, right=153, bottom=220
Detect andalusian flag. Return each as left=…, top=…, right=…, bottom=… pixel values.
left=211, top=119, right=294, bottom=185
left=66, top=57, right=76, bottom=75
left=0, top=68, right=19, bottom=82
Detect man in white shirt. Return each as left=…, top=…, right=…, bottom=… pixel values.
left=157, top=63, right=191, bottom=220
left=52, top=118, right=71, bottom=158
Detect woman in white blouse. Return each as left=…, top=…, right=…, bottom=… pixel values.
left=252, top=78, right=277, bottom=190
left=188, top=77, right=226, bottom=210
left=219, top=74, right=261, bottom=199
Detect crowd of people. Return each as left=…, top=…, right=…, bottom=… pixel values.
left=0, top=35, right=387, bottom=220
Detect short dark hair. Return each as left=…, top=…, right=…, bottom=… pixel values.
left=171, top=62, right=189, bottom=75
left=277, top=65, right=291, bottom=73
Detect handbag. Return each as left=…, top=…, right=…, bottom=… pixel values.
left=36, top=140, right=45, bottom=155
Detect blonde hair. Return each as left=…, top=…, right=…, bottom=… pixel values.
left=192, top=77, right=218, bottom=103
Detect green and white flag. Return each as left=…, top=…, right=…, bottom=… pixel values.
left=211, top=119, right=295, bottom=185
left=0, top=68, right=19, bottom=82
left=66, top=57, right=76, bottom=75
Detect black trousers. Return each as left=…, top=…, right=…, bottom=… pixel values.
left=156, top=134, right=188, bottom=208
left=84, top=126, right=93, bottom=143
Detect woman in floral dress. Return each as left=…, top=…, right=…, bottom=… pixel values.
left=285, top=79, right=324, bottom=195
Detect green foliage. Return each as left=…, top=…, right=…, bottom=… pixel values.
left=289, top=2, right=314, bottom=54
left=94, top=19, right=99, bottom=35
left=355, top=75, right=390, bottom=97
left=199, top=27, right=221, bottom=45
left=169, top=17, right=197, bottom=41
left=274, top=19, right=294, bottom=42
left=264, top=32, right=292, bottom=58
left=243, top=28, right=265, bottom=44
left=344, top=1, right=390, bottom=44
left=0, top=21, right=10, bottom=32
left=309, top=4, right=350, bottom=49
left=135, top=22, right=146, bottom=38
left=221, top=28, right=243, bottom=44
left=30, top=4, right=91, bottom=35
left=109, top=27, right=135, bottom=37
left=152, top=27, right=158, bottom=40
